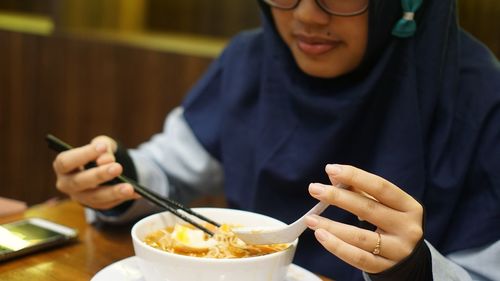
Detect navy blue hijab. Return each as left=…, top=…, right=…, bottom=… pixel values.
left=183, top=0, right=500, bottom=279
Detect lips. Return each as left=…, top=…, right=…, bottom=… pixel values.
left=295, top=34, right=341, bottom=56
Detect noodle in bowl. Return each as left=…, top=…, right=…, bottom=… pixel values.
left=132, top=208, right=298, bottom=281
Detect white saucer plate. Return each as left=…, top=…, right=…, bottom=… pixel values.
left=91, top=256, right=322, bottom=281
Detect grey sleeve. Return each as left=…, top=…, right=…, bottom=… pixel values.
left=130, top=107, right=224, bottom=203
left=446, top=239, right=500, bottom=281
left=85, top=107, right=224, bottom=224
left=363, top=239, right=500, bottom=281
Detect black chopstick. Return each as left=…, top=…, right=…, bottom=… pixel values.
left=116, top=175, right=218, bottom=235
left=45, top=134, right=220, bottom=236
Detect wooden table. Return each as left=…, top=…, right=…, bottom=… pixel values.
left=0, top=200, right=332, bottom=281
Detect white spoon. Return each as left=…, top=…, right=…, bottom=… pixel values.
left=232, top=201, right=329, bottom=245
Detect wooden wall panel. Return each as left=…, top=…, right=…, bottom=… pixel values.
left=0, top=30, right=213, bottom=205
left=53, top=0, right=500, bottom=56
left=146, top=0, right=261, bottom=37
left=0, top=33, right=42, bottom=204
left=458, top=0, right=500, bottom=57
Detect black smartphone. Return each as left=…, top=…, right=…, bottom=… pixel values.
left=0, top=217, right=78, bottom=262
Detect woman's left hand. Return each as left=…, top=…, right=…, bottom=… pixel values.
left=305, top=164, right=423, bottom=273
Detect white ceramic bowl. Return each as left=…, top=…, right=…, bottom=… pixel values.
left=131, top=208, right=298, bottom=281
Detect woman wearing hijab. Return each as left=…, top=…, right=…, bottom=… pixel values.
left=52, top=0, right=500, bottom=280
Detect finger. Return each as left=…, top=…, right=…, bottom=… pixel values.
left=325, top=172, right=377, bottom=204
left=96, top=153, right=115, bottom=166
left=57, top=163, right=122, bottom=193
left=72, top=183, right=139, bottom=210
left=305, top=215, right=413, bottom=261
left=314, top=228, right=395, bottom=273
left=91, top=135, right=117, bottom=153
left=325, top=164, right=415, bottom=212
left=53, top=143, right=108, bottom=174
left=77, top=196, right=124, bottom=211
left=91, top=136, right=117, bottom=165
left=320, top=183, right=374, bottom=223
left=309, top=183, right=404, bottom=232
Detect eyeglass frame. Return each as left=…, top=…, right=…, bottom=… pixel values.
left=262, top=0, right=369, bottom=17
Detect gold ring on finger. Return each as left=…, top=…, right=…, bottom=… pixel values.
left=372, top=232, right=381, bottom=255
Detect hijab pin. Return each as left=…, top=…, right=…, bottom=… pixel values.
left=392, top=0, right=423, bottom=38
left=402, top=12, right=415, bottom=21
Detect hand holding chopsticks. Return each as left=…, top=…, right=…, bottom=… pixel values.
left=46, top=134, right=220, bottom=236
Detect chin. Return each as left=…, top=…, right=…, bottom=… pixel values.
left=298, top=62, right=346, bottom=79
left=293, top=51, right=357, bottom=79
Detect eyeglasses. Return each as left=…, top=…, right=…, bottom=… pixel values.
left=263, top=0, right=369, bottom=17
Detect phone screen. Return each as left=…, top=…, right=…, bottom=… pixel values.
left=0, top=218, right=77, bottom=261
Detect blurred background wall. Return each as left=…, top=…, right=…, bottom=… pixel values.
left=0, top=0, right=499, bottom=206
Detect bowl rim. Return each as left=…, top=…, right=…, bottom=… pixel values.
left=131, top=207, right=298, bottom=264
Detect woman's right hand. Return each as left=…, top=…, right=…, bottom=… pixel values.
left=52, top=135, right=140, bottom=210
